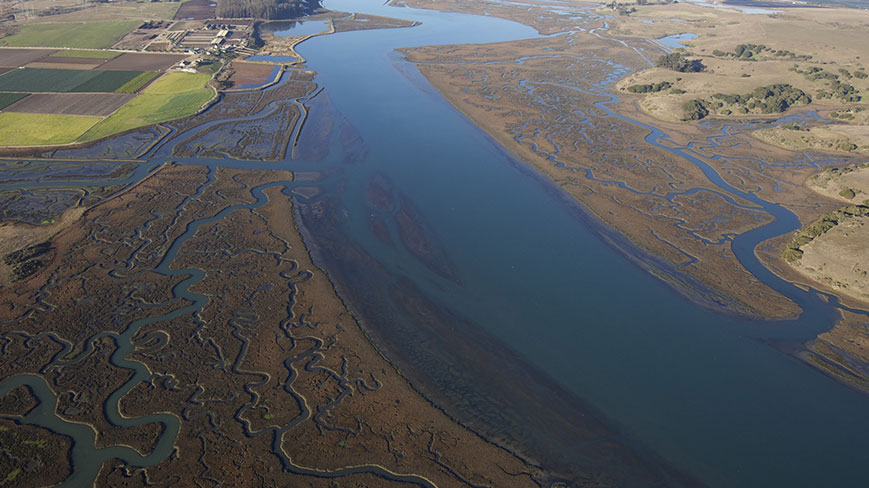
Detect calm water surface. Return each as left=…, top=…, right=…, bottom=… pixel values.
left=263, top=19, right=332, bottom=37
left=656, top=32, right=699, bottom=49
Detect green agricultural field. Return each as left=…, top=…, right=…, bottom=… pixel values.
left=70, top=70, right=145, bottom=92
left=0, top=21, right=139, bottom=49
left=115, top=71, right=160, bottom=94
left=0, top=68, right=145, bottom=93
left=0, top=113, right=101, bottom=146
left=0, top=68, right=101, bottom=93
left=27, top=1, right=183, bottom=23
left=145, top=72, right=214, bottom=94
left=80, top=73, right=214, bottom=142
left=0, top=92, right=28, bottom=110
left=49, top=50, right=120, bottom=59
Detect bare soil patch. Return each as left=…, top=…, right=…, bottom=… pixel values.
left=99, top=52, right=185, bottom=71
left=225, top=61, right=279, bottom=88
left=25, top=61, right=102, bottom=70
left=5, top=93, right=134, bottom=116
left=0, top=48, right=55, bottom=68
left=145, top=42, right=171, bottom=52
left=112, top=22, right=172, bottom=51
left=27, top=56, right=108, bottom=67
left=174, top=0, right=216, bottom=20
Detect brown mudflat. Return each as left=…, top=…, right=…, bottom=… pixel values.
left=225, top=61, right=280, bottom=88
left=0, top=165, right=547, bottom=487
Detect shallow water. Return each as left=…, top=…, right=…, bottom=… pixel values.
left=656, top=32, right=698, bottom=49
left=262, top=19, right=332, bottom=37
left=681, top=0, right=779, bottom=14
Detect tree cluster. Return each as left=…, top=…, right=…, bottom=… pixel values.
left=817, top=80, right=861, bottom=103
left=712, top=44, right=811, bottom=62
left=792, top=66, right=863, bottom=102
left=655, top=53, right=704, bottom=73
left=682, top=84, right=811, bottom=121
left=681, top=99, right=709, bottom=121
left=626, top=81, right=672, bottom=93
left=797, top=66, right=839, bottom=82
left=216, top=0, right=321, bottom=20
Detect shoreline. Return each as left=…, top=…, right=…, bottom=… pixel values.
left=404, top=54, right=786, bottom=320
left=392, top=15, right=869, bottom=404
left=393, top=0, right=869, bottom=322
left=292, top=196, right=706, bottom=486
left=290, top=201, right=550, bottom=474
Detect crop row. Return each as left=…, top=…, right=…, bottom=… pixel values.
left=0, top=68, right=151, bottom=93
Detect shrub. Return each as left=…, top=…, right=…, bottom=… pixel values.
left=626, top=81, right=672, bottom=93
left=782, top=248, right=803, bottom=262
left=839, top=188, right=856, bottom=199
left=830, top=81, right=860, bottom=102
left=682, top=99, right=709, bottom=120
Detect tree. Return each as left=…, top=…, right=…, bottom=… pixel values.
left=655, top=53, right=704, bottom=73
left=682, top=99, right=709, bottom=120
left=217, top=0, right=321, bottom=20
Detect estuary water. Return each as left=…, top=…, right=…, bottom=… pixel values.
left=288, top=0, right=869, bottom=486
left=262, top=19, right=332, bottom=37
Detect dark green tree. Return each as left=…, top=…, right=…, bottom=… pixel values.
left=655, top=53, right=704, bottom=73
